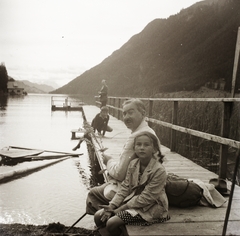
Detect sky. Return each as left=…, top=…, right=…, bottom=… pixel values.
left=0, top=0, right=201, bottom=88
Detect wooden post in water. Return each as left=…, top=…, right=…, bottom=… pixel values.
left=170, top=101, right=178, bottom=152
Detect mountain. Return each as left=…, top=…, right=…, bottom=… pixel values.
left=20, top=80, right=56, bottom=93
left=21, top=80, right=54, bottom=93
left=51, top=0, right=240, bottom=97
left=7, top=77, right=56, bottom=93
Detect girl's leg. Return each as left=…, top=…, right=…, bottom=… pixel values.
left=106, top=215, right=125, bottom=236
left=72, top=139, right=83, bottom=151
left=94, top=209, right=105, bottom=227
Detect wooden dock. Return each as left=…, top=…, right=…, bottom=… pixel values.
left=51, top=96, right=84, bottom=111
left=51, top=105, right=83, bottom=111
left=82, top=105, right=240, bottom=235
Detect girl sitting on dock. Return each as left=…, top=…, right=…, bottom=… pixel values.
left=94, top=131, right=169, bottom=236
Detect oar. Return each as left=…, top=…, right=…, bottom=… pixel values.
left=29, top=153, right=83, bottom=160
left=9, top=146, right=82, bottom=156
left=1, top=153, right=83, bottom=165
left=64, top=212, right=87, bottom=233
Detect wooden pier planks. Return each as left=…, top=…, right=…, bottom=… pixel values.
left=82, top=105, right=240, bottom=236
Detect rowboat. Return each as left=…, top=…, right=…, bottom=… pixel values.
left=0, top=146, right=82, bottom=166
left=0, top=147, right=44, bottom=165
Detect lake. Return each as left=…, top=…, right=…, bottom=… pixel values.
left=0, top=94, right=96, bottom=227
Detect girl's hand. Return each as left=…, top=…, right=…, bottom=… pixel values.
left=99, top=205, right=115, bottom=222
left=100, top=210, right=112, bottom=222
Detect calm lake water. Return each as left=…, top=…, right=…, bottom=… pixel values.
left=0, top=94, right=95, bottom=226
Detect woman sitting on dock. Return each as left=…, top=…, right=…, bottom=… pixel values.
left=94, top=132, right=169, bottom=236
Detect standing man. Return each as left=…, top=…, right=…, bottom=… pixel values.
left=98, top=80, right=108, bottom=107
left=86, top=98, right=162, bottom=214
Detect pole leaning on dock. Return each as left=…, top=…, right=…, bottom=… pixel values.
left=222, top=149, right=240, bottom=236
left=65, top=212, right=87, bottom=233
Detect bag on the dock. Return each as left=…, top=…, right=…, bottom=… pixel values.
left=166, top=173, right=203, bottom=208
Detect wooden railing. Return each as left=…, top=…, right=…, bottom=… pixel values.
left=95, top=96, right=240, bottom=180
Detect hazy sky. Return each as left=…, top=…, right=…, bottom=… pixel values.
left=0, top=0, right=201, bottom=88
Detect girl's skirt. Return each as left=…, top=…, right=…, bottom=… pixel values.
left=116, top=210, right=170, bottom=226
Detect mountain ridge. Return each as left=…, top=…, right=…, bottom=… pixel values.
left=8, top=77, right=56, bottom=93
left=20, top=80, right=56, bottom=93
left=51, top=0, right=240, bottom=97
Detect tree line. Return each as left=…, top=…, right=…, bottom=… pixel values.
left=0, top=63, right=8, bottom=94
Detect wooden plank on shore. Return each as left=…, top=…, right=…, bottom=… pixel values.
left=127, top=221, right=240, bottom=235
left=167, top=205, right=240, bottom=222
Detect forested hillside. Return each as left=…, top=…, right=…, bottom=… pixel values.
left=52, top=0, right=240, bottom=97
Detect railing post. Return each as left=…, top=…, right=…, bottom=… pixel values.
left=219, top=102, right=233, bottom=179
left=113, top=97, right=116, bottom=118
left=231, top=27, right=240, bottom=98
left=148, top=100, right=153, bottom=127
left=108, top=97, right=112, bottom=114
left=170, top=101, right=178, bottom=152
left=95, top=96, right=100, bottom=107
left=117, top=98, right=121, bottom=120
left=111, top=98, right=114, bottom=115
left=111, top=97, right=113, bottom=117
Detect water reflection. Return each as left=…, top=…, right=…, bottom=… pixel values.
left=0, top=94, right=95, bottom=226
left=0, top=158, right=88, bottom=226
left=0, top=95, right=8, bottom=110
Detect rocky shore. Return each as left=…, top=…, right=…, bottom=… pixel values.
left=0, top=223, right=101, bottom=236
